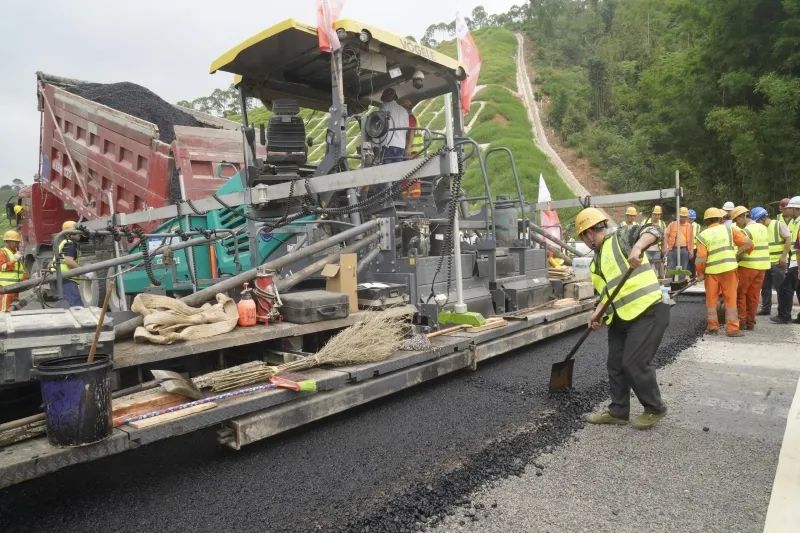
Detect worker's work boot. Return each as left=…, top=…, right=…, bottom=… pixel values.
left=705, top=328, right=718, bottom=335
left=770, top=316, right=791, bottom=324
left=743, top=324, right=754, bottom=331
left=631, top=410, right=667, bottom=430
left=585, top=410, right=628, bottom=425
left=726, top=330, right=745, bottom=337
left=757, top=309, right=770, bottom=316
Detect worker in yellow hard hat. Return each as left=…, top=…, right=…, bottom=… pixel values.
left=0, top=229, right=28, bottom=312
left=575, top=207, right=669, bottom=430
left=54, top=220, right=83, bottom=307
left=695, top=207, right=752, bottom=336
left=665, top=206, right=694, bottom=281
left=620, top=206, right=638, bottom=227
left=643, top=206, right=667, bottom=277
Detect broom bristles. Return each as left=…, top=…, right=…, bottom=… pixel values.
left=196, top=309, right=412, bottom=391
left=274, top=309, right=410, bottom=374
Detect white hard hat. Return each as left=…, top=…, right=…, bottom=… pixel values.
left=722, top=201, right=735, bottom=211
left=787, top=196, right=800, bottom=209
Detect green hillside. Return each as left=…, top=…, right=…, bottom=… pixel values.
left=435, top=28, right=577, bottom=219
left=0, top=187, right=16, bottom=236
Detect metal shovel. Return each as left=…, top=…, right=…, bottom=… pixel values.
left=549, top=265, right=637, bottom=392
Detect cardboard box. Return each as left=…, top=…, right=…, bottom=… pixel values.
left=323, top=253, right=358, bottom=312
left=563, top=281, right=594, bottom=301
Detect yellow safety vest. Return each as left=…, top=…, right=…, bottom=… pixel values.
left=53, top=239, right=79, bottom=282
left=789, top=218, right=799, bottom=262
left=0, top=247, right=24, bottom=286
left=698, top=224, right=737, bottom=275
left=767, top=219, right=786, bottom=264
left=692, top=222, right=701, bottom=249
left=739, top=223, right=770, bottom=270
left=643, top=218, right=666, bottom=250
left=590, top=234, right=662, bottom=324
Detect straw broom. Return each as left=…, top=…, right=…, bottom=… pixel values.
left=201, top=309, right=411, bottom=392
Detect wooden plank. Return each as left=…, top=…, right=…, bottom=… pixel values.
left=113, top=307, right=415, bottom=369
left=112, top=395, right=186, bottom=427
left=127, top=402, right=217, bottom=429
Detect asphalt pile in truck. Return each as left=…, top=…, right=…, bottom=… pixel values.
left=65, top=81, right=202, bottom=144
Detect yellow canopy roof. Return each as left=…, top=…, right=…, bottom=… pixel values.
left=210, top=18, right=465, bottom=113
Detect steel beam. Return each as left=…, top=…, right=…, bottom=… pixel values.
left=534, top=188, right=681, bottom=211
left=113, top=218, right=383, bottom=338
left=82, top=157, right=446, bottom=231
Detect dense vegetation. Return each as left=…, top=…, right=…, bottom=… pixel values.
left=522, top=0, right=800, bottom=210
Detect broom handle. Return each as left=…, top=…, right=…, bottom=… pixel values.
left=562, top=265, right=636, bottom=363
left=427, top=324, right=468, bottom=338
left=88, top=280, right=114, bottom=364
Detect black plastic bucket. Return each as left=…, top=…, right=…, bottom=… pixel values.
left=32, top=355, right=113, bottom=447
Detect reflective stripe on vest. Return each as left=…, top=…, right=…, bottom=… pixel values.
left=692, top=222, right=701, bottom=249
left=767, top=220, right=785, bottom=264
left=739, top=223, right=770, bottom=270
left=0, top=247, right=23, bottom=285
left=590, top=234, right=662, bottom=324
left=698, top=224, right=738, bottom=274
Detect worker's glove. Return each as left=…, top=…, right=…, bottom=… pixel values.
left=11, top=252, right=22, bottom=262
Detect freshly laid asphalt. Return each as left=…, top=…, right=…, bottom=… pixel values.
left=0, top=298, right=706, bottom=532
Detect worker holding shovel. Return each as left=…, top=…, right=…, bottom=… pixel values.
left=575, top=208, right=670, bottom=430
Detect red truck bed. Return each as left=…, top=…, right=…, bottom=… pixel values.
left=23, top=73, right=246, bottom=251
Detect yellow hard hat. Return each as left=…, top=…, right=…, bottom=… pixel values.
left=13, top=205, right=23, bottom=215
left=729, top=205, right=748, bottom=220
left=575, top=207, right=608, bottom=235
left=679, top=206, right=689, bottom=217
left=652, top=206, right=663, bottom=215
left=703, top=207, right=724, bottom=220
left=625, top=206, right=637, bottom=216
left=62, top=220, right=77, bottom=231
left=3, top=230, right=21, bottom=242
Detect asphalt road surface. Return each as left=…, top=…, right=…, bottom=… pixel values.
left=0, top=298, right=706, bottom=532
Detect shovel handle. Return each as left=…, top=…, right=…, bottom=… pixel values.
left=562, top=265, right=637, bottom=363
left=87, top=280, right=115, bottom=364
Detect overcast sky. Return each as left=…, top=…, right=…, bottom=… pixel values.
left=0, top=0, right=518, bottom=186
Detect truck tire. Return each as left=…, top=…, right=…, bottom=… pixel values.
left=80, top=269, right=124, bottom=311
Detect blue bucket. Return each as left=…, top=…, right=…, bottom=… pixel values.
left=32, top=355, right=113, bottom=447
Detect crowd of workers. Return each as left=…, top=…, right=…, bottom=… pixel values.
left=0, top=220, right=83, bottom=311
left=575, top=195, right=800, bottom=430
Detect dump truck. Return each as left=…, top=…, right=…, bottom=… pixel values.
left=7, top=73, right=255, bottom=306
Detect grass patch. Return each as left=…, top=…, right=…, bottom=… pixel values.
left=462, top=86, right=578, bottom=221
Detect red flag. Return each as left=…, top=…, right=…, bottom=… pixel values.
left=317, top=0, right=344, bottom=52
left=456, top=12, right=482, bottom=114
